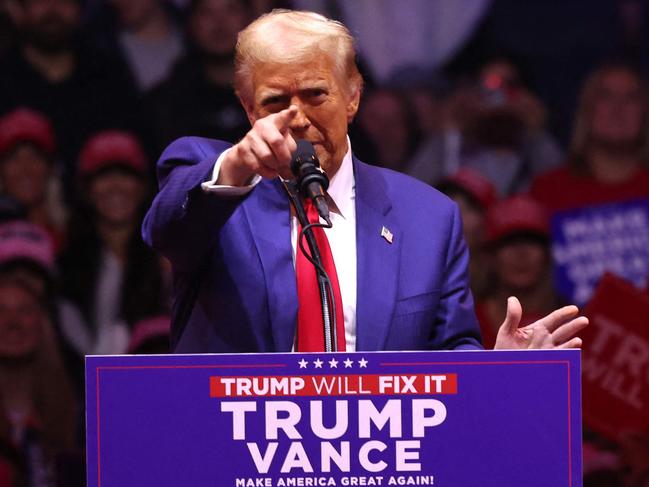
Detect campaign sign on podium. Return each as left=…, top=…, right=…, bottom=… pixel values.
left=86, top=350, right=581, bottom=487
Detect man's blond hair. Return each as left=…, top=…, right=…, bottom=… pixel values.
left=234, top=9, right=363, bottom=106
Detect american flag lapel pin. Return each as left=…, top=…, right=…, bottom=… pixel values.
left=380, top=226, right=393, bottom=244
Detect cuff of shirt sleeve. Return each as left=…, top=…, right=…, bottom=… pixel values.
left=201, top=148, right=262, bottom=196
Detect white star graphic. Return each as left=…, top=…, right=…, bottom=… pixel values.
left=328, top=358, right=339, bottom=368
left=298, top=359, right=308, bottom=369
left=313, top=358, right=323, bottom=368
left=343, top=358, right=354, bottom=368
left=358, top=358, right=368, bottom=368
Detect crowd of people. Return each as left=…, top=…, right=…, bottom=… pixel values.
left=0, top=0, right=648, bottom=485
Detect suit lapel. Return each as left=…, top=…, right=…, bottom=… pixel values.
left=353, top=160, right=400, bottom=351
left=244, top=179, right=297, bottom=351
left=242, top=161, right=400, bottom=352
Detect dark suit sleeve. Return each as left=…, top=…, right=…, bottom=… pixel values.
left=434, top=203, right=484, bottom=350
left=141, top=137, right=242, bottom=272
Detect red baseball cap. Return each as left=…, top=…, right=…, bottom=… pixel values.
left=0, top=108, right=56, bottom=157
left=486, top=195, right=549, bottom=244
left=438, top=168, right=498, bottom=210
left=0, top=220, right=55, bottom=274
left=78, top=130, right=147, bottom=177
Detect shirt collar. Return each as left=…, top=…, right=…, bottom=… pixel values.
left=326, top=136, right=355, bottom=219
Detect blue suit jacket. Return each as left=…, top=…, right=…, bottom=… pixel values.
left=142, top=137, right=482, bottom=352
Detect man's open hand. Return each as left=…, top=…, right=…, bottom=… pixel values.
left=494, top=297, right=589, bottom=350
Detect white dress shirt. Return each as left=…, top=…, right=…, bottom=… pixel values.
left=201, top=141, right=358, bottom=350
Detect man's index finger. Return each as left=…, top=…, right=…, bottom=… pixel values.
left=272, top=105, right=298, bottom=133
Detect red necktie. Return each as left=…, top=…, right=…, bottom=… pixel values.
left=296, top=200, right=346, bottom=351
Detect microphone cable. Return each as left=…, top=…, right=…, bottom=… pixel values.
left=283, top=179, right=339, bottom=352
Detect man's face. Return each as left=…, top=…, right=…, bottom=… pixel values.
left=244, top=55, right=360, bottom=177
left=21, top=0, right=80, bottom=52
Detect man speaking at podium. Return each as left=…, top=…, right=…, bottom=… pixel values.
left=142, top=10, right=587, bottom=354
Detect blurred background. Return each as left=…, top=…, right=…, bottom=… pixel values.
left=1, top=0, right=648, bottom=485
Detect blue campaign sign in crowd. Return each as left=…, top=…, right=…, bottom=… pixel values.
left=552, top=199, right=649, bottom=306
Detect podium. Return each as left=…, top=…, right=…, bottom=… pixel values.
left=86, top=350, right=582, bottom=486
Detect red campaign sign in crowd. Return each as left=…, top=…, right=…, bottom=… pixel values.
left=582, top=273, right=649, bottom=441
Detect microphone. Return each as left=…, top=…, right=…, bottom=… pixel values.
left=290, top=139, right=331, bottom=225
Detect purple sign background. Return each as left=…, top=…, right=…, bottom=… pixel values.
left=86, top=350, right=581, bottom=487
